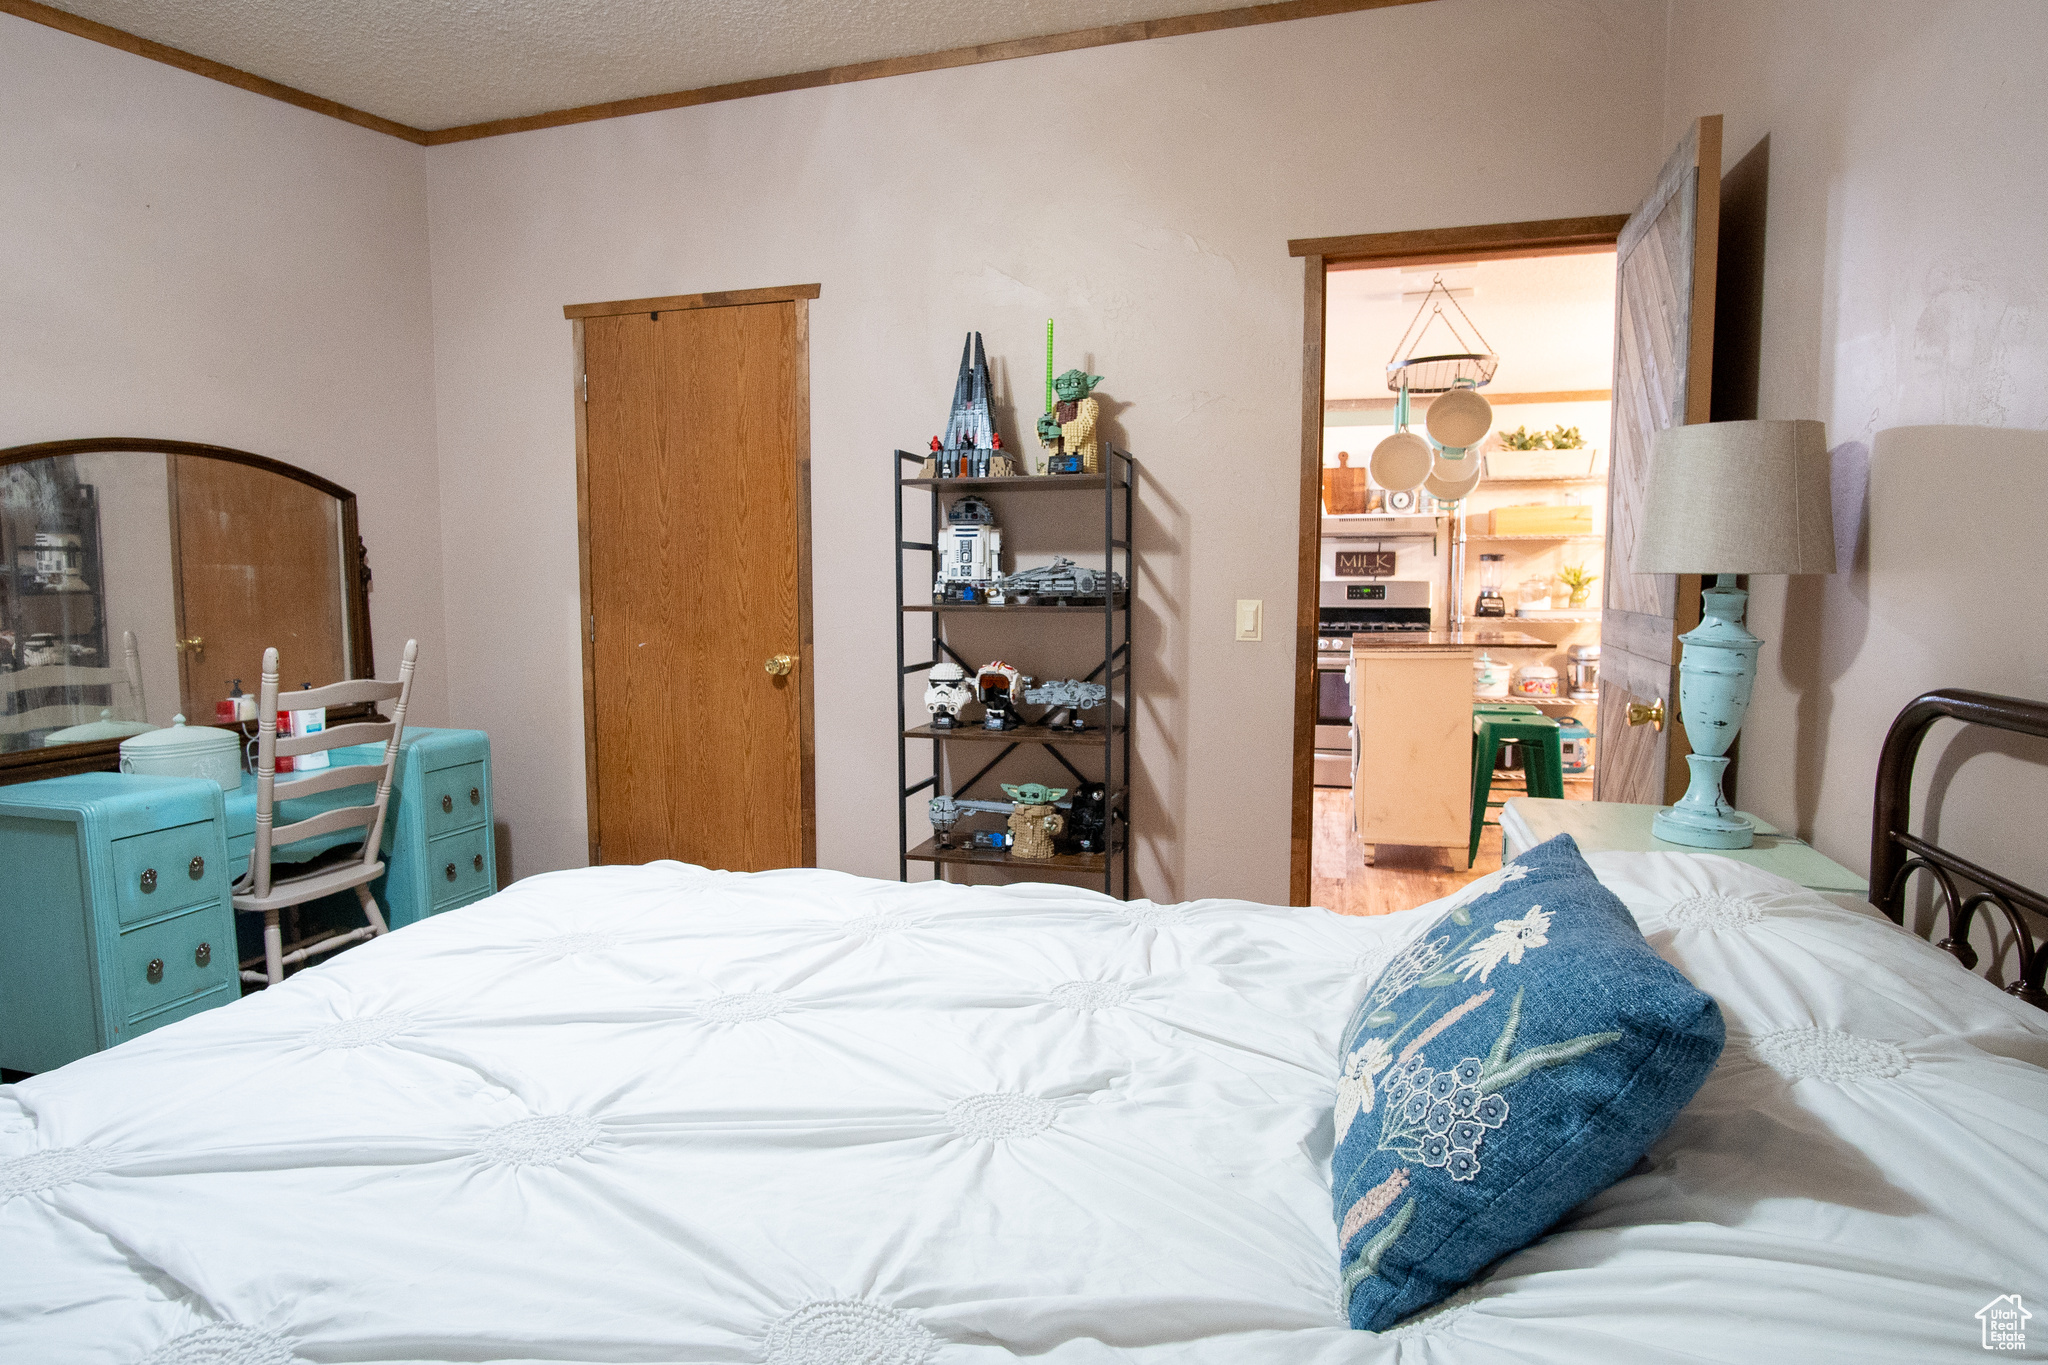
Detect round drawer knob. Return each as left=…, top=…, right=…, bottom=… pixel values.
left=441, top=794, right=454, bottom=814
left=469, top=787, right=480, bottom=806
left=146, top=958, right=164, bottom=984
left=194, top=942, right=211, bottom=967
left=139, top=868, right=157, bottom=893
left=445, top=862, right=457, bottom=881
left=473, top=853, right=484, bottom=872
left=188, top=855, right=205, bottom=879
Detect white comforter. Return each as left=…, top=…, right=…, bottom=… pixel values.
left=3, top=856, right=2044, bottom=1363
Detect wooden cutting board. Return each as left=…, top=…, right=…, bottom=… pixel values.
left=1322, top=449, right=1369, bottom=515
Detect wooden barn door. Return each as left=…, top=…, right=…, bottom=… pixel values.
left=571, top=286, right=817, bottom=871
left=1598, top=117, right=1721, bottom=806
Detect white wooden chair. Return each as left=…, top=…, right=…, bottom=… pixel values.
left=233, top=639, right=419, bottom=986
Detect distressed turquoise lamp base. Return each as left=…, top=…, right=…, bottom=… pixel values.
left=1653, top=576, right=1760, bottom=849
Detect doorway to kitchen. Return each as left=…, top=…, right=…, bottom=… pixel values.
left=1287, top=220, right=1623, bottom=912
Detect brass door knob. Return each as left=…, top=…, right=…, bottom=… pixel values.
left=1626, top=699, right=1666, bottom=732
left=146, top=958, right=164, bottom=984
left=194, top=942, right=211, bottom=967
left=765, top=654, right=796, bottom=676
left=175, top=637, right=205, bottom=656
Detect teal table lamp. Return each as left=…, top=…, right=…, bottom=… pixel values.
left=1633, top=420, right=1836, bottom=847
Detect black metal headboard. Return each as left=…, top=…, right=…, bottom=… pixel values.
left=1871, top=689, right=2048, bottom=1010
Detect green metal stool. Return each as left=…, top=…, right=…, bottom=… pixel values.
left=1470, top=712, right=1564, bottom=866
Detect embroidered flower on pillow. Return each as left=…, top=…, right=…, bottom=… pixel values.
left=1456, top=906, right=1552, bottom=983
left=1336, top=1036, right=1395, bottom=1143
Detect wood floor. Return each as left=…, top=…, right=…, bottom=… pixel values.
left=1311, top=778, right=1594, bottom=917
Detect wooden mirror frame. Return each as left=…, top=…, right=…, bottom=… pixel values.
left=0, top=438, right=374, bottom=786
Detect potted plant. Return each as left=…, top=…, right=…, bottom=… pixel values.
left=1487, top=425, right=1600, bottom=479
left=1557, top=563, right=1599, bottom=609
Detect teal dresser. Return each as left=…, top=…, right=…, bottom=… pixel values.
left=221, top=728, right=498, bottom=928
left=0, top=728, right=495, bottom=1073
left=0, top=774, right=238, bottom=1074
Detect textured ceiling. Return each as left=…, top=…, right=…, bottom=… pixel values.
left=38, top=0, right=1258, bottom=130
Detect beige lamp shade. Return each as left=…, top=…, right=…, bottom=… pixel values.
left=1633, top=419, right=1837, bottom=575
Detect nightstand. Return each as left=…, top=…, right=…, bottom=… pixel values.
left=1501, top=797, right=1869, bottom=896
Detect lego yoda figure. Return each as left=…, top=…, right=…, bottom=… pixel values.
left=1037, top=369, right=1105, bottom=474
left=1002, top=782, right=1068, bottom=860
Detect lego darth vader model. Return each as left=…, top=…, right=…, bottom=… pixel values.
left=1060, top=782, right=1111, bottom=855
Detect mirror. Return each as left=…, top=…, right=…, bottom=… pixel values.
left=0, top=440, right=371, bottom=782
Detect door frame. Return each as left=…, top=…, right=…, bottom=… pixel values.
left=564, top=282, right=821, bottom=868
left=1283, top=218, right=1628, bottom=906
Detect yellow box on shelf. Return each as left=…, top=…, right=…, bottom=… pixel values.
left=1489, top=504, right=1595, bottom=536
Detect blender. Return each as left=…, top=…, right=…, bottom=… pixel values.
left=1475, top=554, right=1506, bottom=617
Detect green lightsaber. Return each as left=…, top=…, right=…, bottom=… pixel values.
left=1045, top=319, right=1055, bottom=412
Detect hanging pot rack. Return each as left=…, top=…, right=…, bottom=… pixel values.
left=1386, top=275, right=1498, bottom=394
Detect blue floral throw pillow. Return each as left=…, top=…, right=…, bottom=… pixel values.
left=1332, top=834, right=1724, bottom=1330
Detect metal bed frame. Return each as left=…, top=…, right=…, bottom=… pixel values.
left=1871, top=688, right=2048, bottom=1009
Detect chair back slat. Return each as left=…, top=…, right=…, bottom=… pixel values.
left=4, top=664, right=128, bottom=693
left=275, top=720, right=394, bottom=758
left=286, top=677, right=404, bottom=711
left=247, top=639, right=419, bottom=903
left=266, top=762, right=386, bottom=801
left=271, top=803, right=377, bottom=848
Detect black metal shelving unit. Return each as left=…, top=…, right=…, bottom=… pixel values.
left=894, top=455, right=1136, bottom=897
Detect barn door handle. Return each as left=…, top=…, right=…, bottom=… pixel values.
left=765, top=654, right=796, bottom=677
left=1626, top=699, right=1666, bottom=732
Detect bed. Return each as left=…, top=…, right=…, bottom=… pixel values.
left=3, top=690, right=2044, bottom=1363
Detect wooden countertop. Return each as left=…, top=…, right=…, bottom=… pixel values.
left=1350, top=629, right=1554, bottom=652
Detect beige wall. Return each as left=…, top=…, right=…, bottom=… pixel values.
left=0, top=15, right=449, bottom=724
left=1662, top=0, right=2048, bottom=892
left=422, top=0, right=1667, bottom=896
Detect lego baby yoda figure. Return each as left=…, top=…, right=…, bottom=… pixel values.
left=1001, top=782, right=1069, bottom=860
left=1037, top=369, right=1105, bottom=475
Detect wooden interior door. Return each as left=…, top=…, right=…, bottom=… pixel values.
left=1597, top=116, right=1722, bottom=806
left=576, top=290, right=814, bottom=870
left=167, top=453, right=347, bottom=717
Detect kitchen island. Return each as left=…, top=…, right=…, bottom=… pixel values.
left=1350, top=627, right=1553, bottom=650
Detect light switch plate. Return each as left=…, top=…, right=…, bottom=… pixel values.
left=1235, top=599, right=1262, bottom=641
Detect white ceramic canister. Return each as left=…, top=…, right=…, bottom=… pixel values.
left=119, top=714, right=243, bottom=791
left=1512, top=663, right=1561, bottom=698
left=1472, top=651, right=1510, bottom=699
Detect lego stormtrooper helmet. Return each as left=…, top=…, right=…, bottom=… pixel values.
left=923, top=661, right=975, bottom=729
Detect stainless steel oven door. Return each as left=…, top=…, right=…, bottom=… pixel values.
left=1314, top=654, right=1352, bottom=787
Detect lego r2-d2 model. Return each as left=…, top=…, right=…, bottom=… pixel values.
left=934, top=495, right=1003, bottom=604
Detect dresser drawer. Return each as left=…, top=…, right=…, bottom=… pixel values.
left=125, top=982, right=235, bottom=1043
left=117, top=903, right=233, bottom=1022
left=111, top=821, right=221, bottom=926
left=423, top=761, right=487, bottom=840
left=427, top=826, right=493, bottom=907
